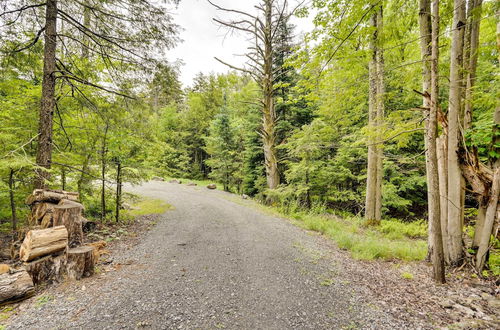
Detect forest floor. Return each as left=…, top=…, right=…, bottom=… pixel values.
left=3, top=181, right=500, bottom=329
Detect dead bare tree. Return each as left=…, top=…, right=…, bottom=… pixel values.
left=208, top=0, right=303, bottom=190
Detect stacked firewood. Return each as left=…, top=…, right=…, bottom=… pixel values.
left=0, top=189, right=97, bottom=304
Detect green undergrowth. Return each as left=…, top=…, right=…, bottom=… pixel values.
left=291, top=213, right=427, bottom=261
left=251, top=201, right=428, bottom=261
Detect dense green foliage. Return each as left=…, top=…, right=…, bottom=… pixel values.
left=0, top=1, right=498, bottom=273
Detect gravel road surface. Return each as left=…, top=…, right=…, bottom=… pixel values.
left=7, top=181, right=411, bottom=329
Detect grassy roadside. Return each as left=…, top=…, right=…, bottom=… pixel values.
left=220, top=193, right=428, bottom=262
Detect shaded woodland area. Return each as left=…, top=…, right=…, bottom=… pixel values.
left=0, top=0, right=499, bottom=290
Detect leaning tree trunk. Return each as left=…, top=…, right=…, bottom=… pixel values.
left=34, top=0, right=58, bottom=189
left=262, top=0, right=280, bottom=190
left=446, top=0, right=466, bottom=266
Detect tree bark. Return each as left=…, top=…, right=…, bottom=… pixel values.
left=19, top=226, right=68, bottom=262
left=375, top=6, right=385, bottom=222
left=437, top=136, right=450, bottom=262
left=262, top=0, right=280, bottom=190
left=24, top=254, right=66, bottom=285
left=66, top=246, right=95, bottom=280
left=0, top=269, right=34, bottom=304
left=9, top=169, right=17, bottom=231
left=26, top=189, right=79, bottom=206
left=115, top=160, right=122, bottom=223
left=53, top=203, right=84, bottom=247
left=430, top=0, right=446, bottom=282
left=101, top=124, right=109, bottom=222
left=447, top=0, right=466, bottom=266
left=463, top=0, right=483, bottom=130
left=34, top=0, right=58, bottom=189
left=365, top=7, right=384, bottom=225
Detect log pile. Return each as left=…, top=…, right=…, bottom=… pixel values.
left=0, top=189, right=99, bottom=304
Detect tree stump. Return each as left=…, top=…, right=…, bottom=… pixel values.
left=53, top=203, right=84, bottom=247
left=19, top=226, right=68, bottom=262
left=24, top=254, right=66, bottom=285
left=0, top=269, right=35, bottom=304
left=66, top=246, right=95, bottom=280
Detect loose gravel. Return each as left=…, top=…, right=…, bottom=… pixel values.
left=7, top=181, right=411, bottom=329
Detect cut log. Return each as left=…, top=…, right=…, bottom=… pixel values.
left=0, top=269, right=34, bottom=304
left=24, top=254, right=66, bottom=285
left=66, top=246, right=95, bottom=280
left=26, top=189, right=79, bottom=206
left=53, top=203, right=83, bottom=247
left=19, top=226, right=68, bottom=262
left=29, top=202, right=58, bottom=227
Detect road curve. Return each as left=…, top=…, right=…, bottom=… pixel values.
left=8, top=181, right=408, bottom=329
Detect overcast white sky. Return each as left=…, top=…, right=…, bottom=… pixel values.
left=167, top=0, right=314, bottom=87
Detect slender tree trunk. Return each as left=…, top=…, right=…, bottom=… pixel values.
left=419, top=0, right=434, bottom=260
left=430, top=0, right=445, bottom=282
left=34, top=0, right=58, bottom=189
left=437, top=136, right=449, bottom=261
left=101, top=124, right=109, bottom=222
left=463, top=0, right=483, bottom=130
left=262, top=0, right=280, bottom=190
left=61, top=167, right=66, bottom=191
left=365, top=8, right=383, bottom=225
left=447, top=0, right=466, bottom=266
left=9, top=169, right=17, bottom=231
left=115, top=160, right=122, bottom=223
left=375, top=6, right=385, bottom=222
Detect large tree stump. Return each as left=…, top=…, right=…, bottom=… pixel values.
left=0, top=269, right=35, bottom=303
left=19, top=226, right=68, bottom=262
left=26, top=189, right=79, bottom=206
left=53, top=202, right=84, bottom=247
left=66, top=246, right=95, bottom=280
left=24, top=254, right=66, bottom=285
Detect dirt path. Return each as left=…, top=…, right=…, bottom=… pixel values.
left=7, top=181, right=410, bottom=329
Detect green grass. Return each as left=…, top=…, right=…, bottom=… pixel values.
left=123, top=198, right=172, bottom=218
left=295, top=214, right=427, bottom=261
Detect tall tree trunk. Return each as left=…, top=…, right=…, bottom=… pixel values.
left=262, top=0, right=280, bottom=190
left=430, top=0, right=446, bottom=282
left=463, top=0, right=483, bottom=130
left=365, top=7, right=383, bottom=225
left=34, top=0, right=58, bottom=189
left=447, top=0, right=466, bottom=266
left=9, top=169, right=17, bottom=231
left=115, top=160, right=122, bottom=223
left=375, top=6, right=385, bottom=222
left=101, top=124, right=109, bottom=222
left=437, top=136, right=449, bottom=262
left=419, top=0, right=434, bottom=260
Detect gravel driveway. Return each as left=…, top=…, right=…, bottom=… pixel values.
left=7, top=181, right=410, bottom=329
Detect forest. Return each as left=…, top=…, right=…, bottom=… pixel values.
left=0, top=0, right=499, bottom=287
